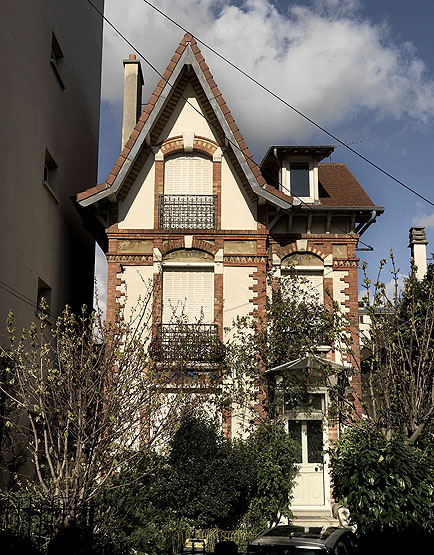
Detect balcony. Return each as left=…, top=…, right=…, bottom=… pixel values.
left=151, top=324, right=224, bottom=364
left=158, top=195, right=217, bottom=229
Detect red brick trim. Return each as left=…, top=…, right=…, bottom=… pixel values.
left=213, top=160, right=222, bottom=229
left=154, top=160, right=164, bottom=228
left=214, top=273, right=223, bottom=341
left=106, top=262, right=124, bottom=324
left=276, top=243, right=329, bottom=261
left=222, top=406, right=232, bottom=439
left=158, top=237, right=219, bottom=258
left=192, top=237, right=219, bottom=255
left=160, top=136, right=219, bottom=158
left=152, top=271, right=163, bottom=331
left=160, top=136, right=184, bottom=157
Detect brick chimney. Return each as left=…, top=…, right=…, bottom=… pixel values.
left=122, top=54, right=144, bottom=149
left=409, top=226, right=428, bottom=280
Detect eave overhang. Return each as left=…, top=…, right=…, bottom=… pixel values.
left=78, top=43, right=278, bottom=210
left=266, top=354, right=352, bottom=374
left=261, top=145, right=336, bottom=167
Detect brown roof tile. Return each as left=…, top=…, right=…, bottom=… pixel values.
left=318, top=164, right=376, bottom=207
left=264, top=184, right=293, bottom=203
left=111, top=164, right=120, bottom=177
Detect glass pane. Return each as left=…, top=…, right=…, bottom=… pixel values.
left=295, top=393, right=324, bottom=412
left=288, top=420, right=302, bottom=463
left=307, top=421, right=323, bottom=463
left=290, top=163, right=310, bottom=197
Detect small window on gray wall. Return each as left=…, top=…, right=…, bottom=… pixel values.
left=37, top=278, right=52, bottom=316
left=50, top=32, right=65, bottom=89
left=42, top=149, right=59, bottom=202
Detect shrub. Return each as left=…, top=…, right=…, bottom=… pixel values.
left=331, top=423, right=434, bottom=534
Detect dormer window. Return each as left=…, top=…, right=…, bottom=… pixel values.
left=289, top=162, right=310, bottom=197
left=284, top=160, right=315, bottom=202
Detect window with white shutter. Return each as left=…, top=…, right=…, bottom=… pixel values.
left=162, top=268, right=213, bottom=324
left=160, top=153, right=216, bottom=229
left=296, top=271, right=324, bottom=304
left=281, top=254, right=324, bottom=304
left=164, top=153, right=212, bottom=195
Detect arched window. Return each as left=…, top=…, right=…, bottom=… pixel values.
left=160, top=153, right=216, bottom=229
left=281, top=252, right=324, bottom=303
left=162, top=267, right=214, bottom=324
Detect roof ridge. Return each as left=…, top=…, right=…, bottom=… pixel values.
left=77, top=33, right=265, bottom=203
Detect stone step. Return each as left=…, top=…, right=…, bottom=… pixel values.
left=291, top=511, right=339, bottom=527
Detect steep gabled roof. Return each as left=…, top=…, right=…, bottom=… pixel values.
left=77, top=33, right=290, bottom=209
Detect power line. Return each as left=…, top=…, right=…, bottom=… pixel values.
left=0, top=279, right=59, bottom=320
left=84, top=0, right=374, bottom=250
left=141, top=0, right=434, bottom=209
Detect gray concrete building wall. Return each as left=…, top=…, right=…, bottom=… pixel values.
left=0, top=0, right=104, bottom=343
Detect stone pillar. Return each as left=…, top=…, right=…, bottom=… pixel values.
left=122, top=54, right=144, bottom=149
left=409, top=226, right=428, bottom=280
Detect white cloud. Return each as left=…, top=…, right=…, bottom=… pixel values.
left=101, top=0, right=434, bottom=152
left=417, top=213, right=434, bottom=229
left=384, top=273, right=405, bottom=300
left=359, top=271, right=405, bottom=303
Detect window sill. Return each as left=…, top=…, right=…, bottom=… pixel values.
left=42, top=180, right=60, bottom=204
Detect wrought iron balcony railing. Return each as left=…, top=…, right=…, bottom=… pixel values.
left=158, top=195, right=217, bottom=229
left=151, top=323, right=224, bottom=364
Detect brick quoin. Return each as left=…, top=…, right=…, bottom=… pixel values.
left=106, top=262, right=123, bottom=324
left=214, top=273, right=224, bottom=341
left=213, top=160, right=222, bottom=229
left=152, top=272, right=163, bottom=332
left=154, top=160, right=164, bottom=228
left=222, top=406, right=232, bottom=439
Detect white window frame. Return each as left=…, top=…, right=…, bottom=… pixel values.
left=164, top=152, right=212, bottom=196
left=282, top=158, right=317, bottom=202
left=281, top=265, right=324, bottom=305
left=162, top=262, right=214, bottom=325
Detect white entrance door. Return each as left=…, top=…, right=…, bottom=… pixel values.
left=287, top=392, right=328, bottom=508
left=288, top=419, right=325, bottom=506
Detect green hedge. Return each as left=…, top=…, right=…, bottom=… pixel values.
left=331, top=424, right=434, bottom=534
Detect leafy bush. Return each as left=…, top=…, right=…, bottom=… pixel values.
left=96, top=414, right=299, bottom=553
left=331, top=423, right=434, bottom=534
left=242, top=420, right=299, bottom=527
left=0, top=530, right=42, bottom=555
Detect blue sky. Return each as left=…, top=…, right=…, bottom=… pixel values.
left=95, top=0, right=434, bottom=308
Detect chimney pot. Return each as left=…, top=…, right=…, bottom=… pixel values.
left=409, top=226, right=428, bottom=280
left=122, top=55, right=144, bottom=149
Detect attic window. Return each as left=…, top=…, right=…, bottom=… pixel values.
left=50, top=32, right=65, bottom=89
left=289, top=162, right=310, bottom=198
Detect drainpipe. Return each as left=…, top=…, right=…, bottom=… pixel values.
left=355, top=210, right=376, bottom=236
left=409, top=226, right=428, bottom=280
left=122, top=54, right=144, bottom=149
left=273, top=148, right=282, bottom=192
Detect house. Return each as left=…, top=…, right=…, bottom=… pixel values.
left=0, top=0, right=104, bottom=343
left=77, top=34, right=383, bottom=514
